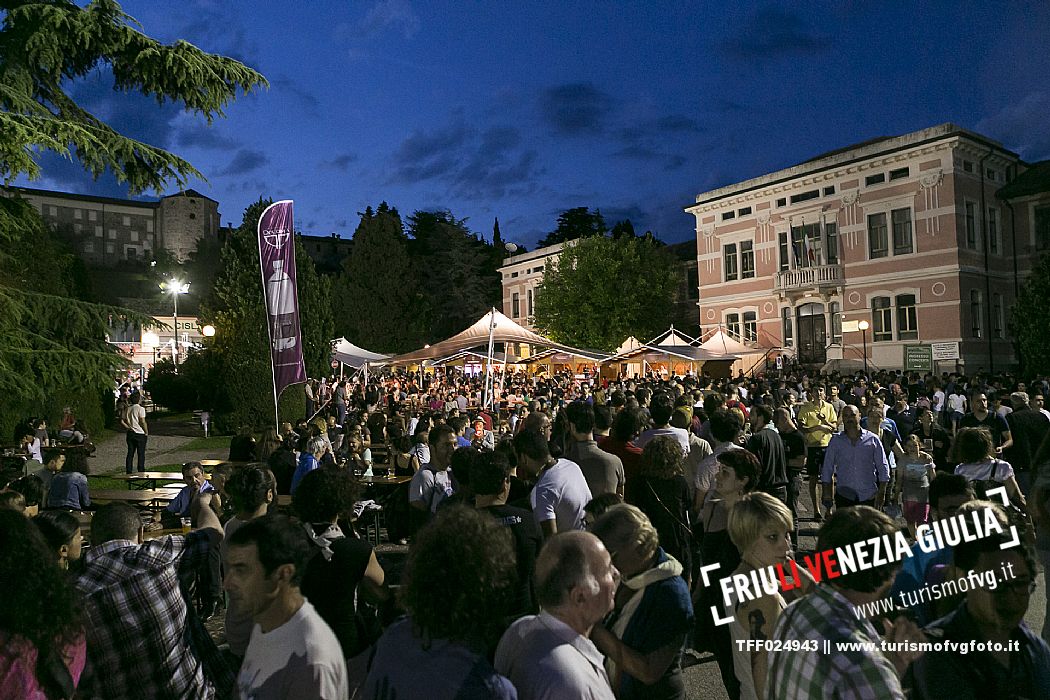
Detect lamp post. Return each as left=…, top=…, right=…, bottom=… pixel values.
left=858, top=320, right=870, bottom=378
left=142, top=331, right=160, bottom=380
left=160, top=279, right=190, bottom=372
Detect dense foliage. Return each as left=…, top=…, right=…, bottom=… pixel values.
left=533, top=234, right=680, bottom=352
left=1011, top=253, right=1050, bottom=375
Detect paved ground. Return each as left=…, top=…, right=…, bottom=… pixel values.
left=91, top=415, right=227, bottom=475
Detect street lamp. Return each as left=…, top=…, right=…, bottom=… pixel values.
left=160, top=279, right=190, bottom=371
left=202, top=324, right=216, bottom=338
left=858, top=320, right=870, bottom=378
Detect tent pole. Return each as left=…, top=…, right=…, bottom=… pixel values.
left=483, top=307, right=497, bottom=410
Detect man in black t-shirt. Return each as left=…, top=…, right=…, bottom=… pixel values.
left=774, top=407, right=807, bottom=543
left=471, top=451, right=541, bottom=617
left=746, top=405, right=788, bottom=505
left=959, top=391, right=1012, bottom=454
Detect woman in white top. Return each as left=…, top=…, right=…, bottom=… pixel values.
left=953, top=426, right=1027, bottom=511
left=726, top=492, right=813, bottom=700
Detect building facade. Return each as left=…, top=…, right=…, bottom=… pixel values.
left=4, top=186, right=219, bottom=265
left=686, top=123, right=1046, bottom=372
left=498, top=241, right=569, bottom=331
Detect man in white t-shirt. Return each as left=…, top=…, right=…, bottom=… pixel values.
left=634, top=391, right=690, bottom=455
left=123, top=392, right=149, bottom=473
left=514, top=427, right=592, bottom=539
left=409, top=424, right=457, bottom=514
left=225, top=514, right=348, bottom=700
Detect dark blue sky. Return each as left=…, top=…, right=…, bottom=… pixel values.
left=16, top=0, right=1050, bottom=247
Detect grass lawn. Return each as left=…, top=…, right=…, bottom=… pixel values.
left=179, top=435, right=232, bottom=451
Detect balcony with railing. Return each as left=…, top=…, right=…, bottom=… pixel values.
left=774, top=264, right=845, bottom=293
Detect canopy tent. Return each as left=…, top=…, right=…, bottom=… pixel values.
left=427, top=349, right=517, bottom=368
left=699, top=328, right=753, bottom=355
left=386, top=309, right=593, bottom=365
left=520, top=347, right=610, bottom=365
left=601, top=343, right=739, bottom=379
left=647, top=326, right=699, bottom=347
left=330, top=338, right=390, bottom=368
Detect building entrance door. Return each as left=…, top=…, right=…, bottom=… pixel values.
left=797, top=303, right=826, bottom=364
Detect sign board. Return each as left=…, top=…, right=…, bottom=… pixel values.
left=149, top=316, right=204, bottom=343
left=931, top=342, right=960, bottom=361
left=841, top=320, right=861, bottom=333
left=904, top=344, right=933, bottom=371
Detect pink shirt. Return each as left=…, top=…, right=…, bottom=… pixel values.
left=0, top=632, right=85, bottom=699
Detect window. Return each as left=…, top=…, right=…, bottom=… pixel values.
left=776, top=197, right=787, bottom=208
left=189, top=213, right=196, bottom=220
left=992, top=294, right=1004, bottom=339
left=146, top=219, right=153, bottom=233
left=970, top=290, right=982, bottom=338
left=94, top=226, right=102, bottom=237
left=511, top=271, right=518, bottom=278
left=872, top=297, right=893, bottom=342
left=724, top=243, right=738, bottom=281
left=73, top=223, right=82, bottom=234
left=511, top=293, right=520, bottom=318
left=896, top=294, right=917, bottom=340
left=107, top=229, right=117, bottom=239
left=743, top=312, right=757, bottom=342
left=104, top=242, right=114, bottom=254
left=986, top=169, right=997, bottom=181
left=527, top=289, right=534, bottom=317
left=686, top=268, right=699, bottom=299
left=122, top=215, right=131, bottom=226
left=790, top=190, right=819, bottom=204
left=738, top=206, right=752, bottom=216
left=825, top=223, right=839, bottom=264
left=722, top=211, right=736, bottom=221
left=778, top=232, right=789, bottom=272
left=823, top=186, right=836, bottom=196
left=74, top=209, right=82, bottom=220
left=314, top=243, right=321, bottom=253
left=1036, top=205, right=1050, bottom=251
left=830, top=302, right=842, bottom=344
left=725, top=313, right=741, bottom=339
left=48, top=205, right=58, bottom=216
left=741, top=240, right=755, bottom=278
left=868, top=213, right=888, bottom=259
left=963, top=160, right=974, bottom=173
left=964, top=202, right=977, bottom=249
left=534, top=265, right=544, bottom=273
left=889, top=167, right=910, bottom=181
left=892, top=208, right=913, bottom=255
left=130, top=230, right=138, bottom=242
left=782, top=307, right=793, bottom=346
left=83, top=241, right=94, bottom=253
left=791, top=223, right=821, bottom=267
left=865, top=173, right=886, bottom=186
left=987, top=207, right=999, bottom=255
left=88, top=210, right=97, bottom=222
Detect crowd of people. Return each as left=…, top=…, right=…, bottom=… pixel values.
left=2, top=364, right=1050, bottom=699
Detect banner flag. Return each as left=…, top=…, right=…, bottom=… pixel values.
left=257, top=200, right=307, bottom=408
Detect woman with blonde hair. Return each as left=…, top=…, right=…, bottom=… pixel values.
left=727, top=492, right=812, bottom=700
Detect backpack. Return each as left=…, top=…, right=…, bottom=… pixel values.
left=971, top=459, right=1006, bottom=500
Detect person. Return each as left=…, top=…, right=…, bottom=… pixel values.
left=630, top=436, right=693, bottom=582
left=911, top=406, right=952, bottom=473
left=364, top=506, right=518, bottom=699
left=635, top=391, right=691, bottom=455
left=58, top=407, right=87, bottom=444
left=910, top=527, right=1050, bottom=697
left=960, top=391, right=1013, bottom=455
left=589, top=504, right=694, bottom=700
left=8, top=475, right=44, bottom=517
left=42, top=450, right=91, bottom=511
left=947, top=388, right=968, bottom=434
left=472, top=449, right=542, bottom=617
left=564, top=400, right=625, bottom=498
left=222, top=465, right=276, bottom=662
left=821, top=404, right=891, bottom=509
left=229, top=426, right=258, bottom=462
left=691, top=408, right=745, bottom=519
left=470, top=416, right=496, bottom=450
left=18, top=425, right=43, bottom=464
left=514, top=426, right=593, bottom=538
left=165, top=461, right=218, bottom=519
left=408, top=423, right=457, bottom=515
left=797, top=385, right=838, bottom=520
left=953, top=427, right=1027, bottom=510
left=290, top=435, right=326, bottom=495
left=767, top=506, right=926, bottom=699
left=256, top=428, right=282, bottom=464
left=76, top=498, right=232, bottom=698
left=33, top=448, right=64, bottom=500
left=33, top=510, right=84, bottom=570
left=773, top=408, right=807, bottom=538
left=599, top=407, right=645, bottom=489
left=894, top=434, right=937, bottom=536
left=1005, top=391, right=1050, bottom=495
left=122, top=392, right=148, bottom=474
left=494, top=531, right=618, bottom=700
left=726, top=492, right=810, bottom=700
left=225, top=514, right=348, bottom=699
left=391, top=434, right=421, bottom=476
left=745, top=404, right=788, bottom=504
left=294, top=467, right=388, bottom=660
left=0, top=510, right=86, bottom=699
left=267, top=434, right=298, bottom=495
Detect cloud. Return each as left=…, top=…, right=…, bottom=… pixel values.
left=357, top=0, right=421, bottom=39
left=220, top=149, right=269, bottom=176
left=173, top=124, right=240, bottom=151
left=26, top=152, right=137, bottom=199
left=720, top=5, right=832, bottom=61
left=271, top=77, right=321, bottom=116
left=389, top=120, right=542, bottom=198
left=976, top=92, right=1050, bottom=161
left=540, top=82, right=617, bottom=136
left=322, top=153, right=359, bottom=170
left=609, top=119, right=695, bottom=170
left=68, top=71, right=181, bottom=150
left=177, top=6, right=261, bottom=67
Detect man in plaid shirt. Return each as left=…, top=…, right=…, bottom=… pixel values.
left=75, top=494, right=232, bottom=698
left=766, top=506, right=925, bottom=699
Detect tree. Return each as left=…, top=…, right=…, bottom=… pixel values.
left=407, top=210, right=503, bottom=342
left=199, top=199, right=333, bottom=431
left=0, top=0, right=266, bottom=192
left=533, top=235, right=680, bottom=352
left=536, top=207, right=608, bottom=248
left=492, top=217, right=503, bottom=248
left=332, top=202, right=424, bottom=353
left=0, top=0, right=265, bottom=435
left=1011, top=253, right=1050, bottom=375
left=610, top=219, right=636, bottom=239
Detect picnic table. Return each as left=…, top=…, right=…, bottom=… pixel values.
left=90, top=487, right=182, bottom=507
left=103, top=472, right=209, bottom=489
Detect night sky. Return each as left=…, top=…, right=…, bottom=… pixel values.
left=15, top=0, right=1050, bottom=247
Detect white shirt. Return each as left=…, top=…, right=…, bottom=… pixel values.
left=932, top=390, right=945, bottom=411
left=237, top=600, right=348, bottom=700
left=495, top=611, right=615, bottom=700
left=530, top=459, right=592, bottom=533
left=126, top=403, right=147, bottom=434
left=409, top=466, right=452, bottom=513
left=635, top=426, right=691, bottom=455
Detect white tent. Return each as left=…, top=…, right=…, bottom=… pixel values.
left=330, top=338, right=390, bottom=368
left=699, top=329, right=753, bottom=355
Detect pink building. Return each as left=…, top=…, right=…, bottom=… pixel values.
left=685, top=123, right=1049, bottom=372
